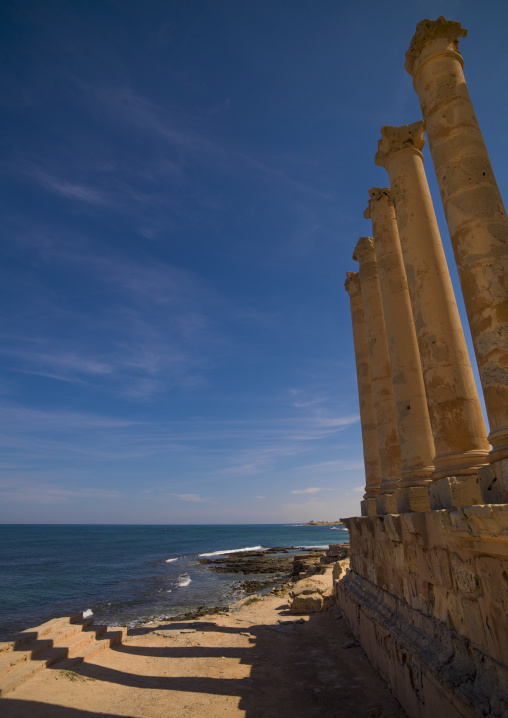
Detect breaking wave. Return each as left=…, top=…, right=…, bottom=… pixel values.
left=199, top=545, right=264, bottom=558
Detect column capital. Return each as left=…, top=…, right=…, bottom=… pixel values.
left=375, top=121, right=426, bottom=169
left=353, top=237, right=375, bottom=263
left=364, top=187, right=393, bottom=219
left=344, top=271, right=361, bottom=297
left=405, top=17, right=466, bottom=77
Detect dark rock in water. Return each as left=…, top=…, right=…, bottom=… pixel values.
left=198, top=554, right=293, bottom=575
left=264, top=547, right=289, bottom=554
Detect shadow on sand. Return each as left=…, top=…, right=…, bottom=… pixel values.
left=1, top=606, right=407, bottom=718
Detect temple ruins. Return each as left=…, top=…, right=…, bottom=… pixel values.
left=339, top=17, right=508, bottom=717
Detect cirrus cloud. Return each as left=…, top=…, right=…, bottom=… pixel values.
left=291, top=486, right=334, bottom=495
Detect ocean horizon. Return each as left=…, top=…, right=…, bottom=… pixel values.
left=0, top=523, right=348, bottom=639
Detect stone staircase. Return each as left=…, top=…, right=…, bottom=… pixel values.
left=0, top=612, right=127, bottom=697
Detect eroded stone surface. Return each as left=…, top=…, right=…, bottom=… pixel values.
left=338, top=508, right=508, bottom=717
left=406, top=17, right=508, bottom=462
left=345, top=272, right=383, bottom=499
left=375, top=121, right=490, bottom=479
left=365, top=186, right=435, bottom=494
left=477, top=458, right=508, bottom=504
left=427, top=475, right=483, bottom=510
left=353, top=237, right=402, bottom=498
left=290, top=593, right=323, bottom=614
left=405, top=17, right=467, bottom=76
left=341, top=510, right=508, bottom=662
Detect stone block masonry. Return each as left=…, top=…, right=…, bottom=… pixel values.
left=338, top=509, right=508, bottom=717
left=340, top=16, right=508, bottom=718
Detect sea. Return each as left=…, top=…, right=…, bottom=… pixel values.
left=0, top=524, right=349, bottom=640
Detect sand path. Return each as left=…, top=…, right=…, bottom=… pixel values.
left=2, top=582, right=406, bottom=717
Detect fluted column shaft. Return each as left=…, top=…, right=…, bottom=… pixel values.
left=345, top=272, right=382, bottom=501
left=376, top=122, right=490, bottom=479
left=353, top=237, right=402, bottom=495
left=406, top=18, right=508, bottom=462
left=365, top=188, right=435, bottom=488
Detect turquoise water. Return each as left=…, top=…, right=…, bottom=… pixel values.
left=0, top=524, right=348, bottom=638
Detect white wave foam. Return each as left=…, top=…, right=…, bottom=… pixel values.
left=83, top=608, right=94, bottom=618
left=296, top=545, right=330, bottom=550
left=199, top=545, right=264, bottom=558
left=165, top=557, right=178, bottom=563
left=177, top=573, right=191, bottom=587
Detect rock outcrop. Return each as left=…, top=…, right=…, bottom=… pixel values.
left=288, top=566, right=336, bottom=614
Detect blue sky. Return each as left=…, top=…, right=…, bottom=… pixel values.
left=1, top=0, right=507, bottom=524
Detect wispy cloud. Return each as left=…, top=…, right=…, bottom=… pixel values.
left=0, top=478, right=121, bottom=504
left=236, top=152, right=334, bottom=201
left=288, top=388, right=332, bottom=410
left=32, top=168, right=110, bottom=205
left=12, top=80, right=337, bottom=226
left=0, top=402, right=359, bottom=481
left=13, top=351, right=113, bottom=377
left=96, top=84, right=335, bottom=203
left=291, top=486, right=334, bottom=495
left=0, top=241, right=226, bottom=397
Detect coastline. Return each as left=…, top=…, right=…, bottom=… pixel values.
left=134, top=544, right=348, bottom=626
left=0, top=524, right=349, bottom=639
left=1, top=548, right=406, bottom=717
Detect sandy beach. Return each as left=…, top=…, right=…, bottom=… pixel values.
left=1, top=565, right=406, bottom=718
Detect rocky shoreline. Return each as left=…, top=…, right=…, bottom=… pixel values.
left=167, top=543, right=350, bottom=623
left=0, top=538, right=408, bottom=718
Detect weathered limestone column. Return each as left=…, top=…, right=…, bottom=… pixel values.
left=375, top=123, right=490, bottom=488
left=365, top=188, right=434, bottom=512
left=353, top=237, right=401, bottom=514
left=405, top=18, right=508, bottom=464
left=345, top=272, right=382, bottom=516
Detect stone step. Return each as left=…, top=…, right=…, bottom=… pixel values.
left=0, top=639, right=53, bottom=676
left=0, top=645, right=69, bottom=697
left=0, top=623, right=127, bottom=697
left=0, top=616, right=95, bottom=679
left=0, top=615, right=81, bottom=654
left=53, top=626, right=128, bottom=670
left=55, top=624, right=109, bottom=661
left=38, top=616, right=96, bottom=651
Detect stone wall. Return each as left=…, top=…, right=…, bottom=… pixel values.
left=337, top=509, right=508, bottom=717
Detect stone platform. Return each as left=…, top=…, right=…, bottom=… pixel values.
left=336, top=505, right=508, bottom=718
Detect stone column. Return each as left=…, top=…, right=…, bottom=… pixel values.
left=345, top=272, right=382, bottom=516
left=405, top=18, right=508, bottom=464
left=365, top=188, right=434, bottom=512
left=353, top=237, right=401, bottom=514
left=375, top=122, right=490, bottom=485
